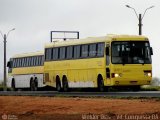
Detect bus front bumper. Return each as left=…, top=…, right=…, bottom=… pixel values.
left=106, top=78, right=152, bottom=86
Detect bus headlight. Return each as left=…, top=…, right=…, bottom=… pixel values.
left=144, top=72, right=152, bottom=77
left=147, top=72, right=152, bottom=77
left=115, top=73, right=120, bottom=78
left=144, top=70, right=152, bottom=77
left=112, top=73, right=122, bottom=78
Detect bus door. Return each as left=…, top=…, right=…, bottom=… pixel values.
left=106, top=45, right=111, bottom=85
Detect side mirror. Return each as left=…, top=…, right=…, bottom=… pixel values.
left=150, top=47, right=153, bottom=55
left=7, top=61, right=10, bottom=67
left=7, top=61, right=13, bottom=68
left=106, top=47, right=109, bottom=56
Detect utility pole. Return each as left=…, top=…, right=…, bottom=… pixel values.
left=3, top=34, right=7, bottom=91
left=0, top=28, right=15, bottom=91
left=126, top=5, right=154, bottom=35
left=139, top=14, right=142, bottom=35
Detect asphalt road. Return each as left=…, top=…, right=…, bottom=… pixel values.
left=0, top=91, right=160, bottom=98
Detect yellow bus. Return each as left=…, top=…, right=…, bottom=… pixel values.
left=7, top=51, right=44, bottom=91
left=44, top=34, right=153, bottom=92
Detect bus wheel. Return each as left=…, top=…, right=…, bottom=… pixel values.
left=11, top=79, right=16, bottom=91
left=34, top=78, right=38, bottom=91
left=56, top=80, right=61, bottom=92
left=98, top=76, right=104, bottom=92
left=63, top=76, right=69, bottom=92
left=30, top=79, right=37, bottom=91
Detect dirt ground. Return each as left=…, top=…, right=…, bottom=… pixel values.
left=0, top=96, right=160, bottom=120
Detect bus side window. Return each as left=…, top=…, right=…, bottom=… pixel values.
left=67, top=46, right=73, bottom=59
left=22, top=58, right=24, bottom=67
left=60, top=47, right=66, bottom=59
left=74, top=45, right=81, bottom=59
left=81, top=44, right=88, bottom=58
left=89, top=44, right=96, bottom=57
left=97, top=43, right=104, bottom=57
left=27, top=57, right=29, bottom=67
left=38, top=56, right=41, bottom=66
left=42, top=56, right=44, bottom=65
left=45, top=48, right=52, bottom=61
left=52, top=48, right=59, bottom=60
left=14, top=59, right=17, bottom=68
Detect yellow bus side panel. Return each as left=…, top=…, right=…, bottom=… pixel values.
left=12, top=66, right=44, bottom=75
left=44, top=57, right=106, bottom=88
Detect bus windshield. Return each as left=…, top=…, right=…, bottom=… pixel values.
left=111, top=41, right=152, bottom=64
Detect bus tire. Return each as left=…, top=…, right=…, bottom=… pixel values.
left=11, top=79, right=16, bottom=91
left=63, top=76, right=69, bottom=92
left=56, top=76, right=62, bottom=92
left=34, top=78, right=38, bottom=91
left=30, top=79, right=37, bottom=91
left=97, top=75, right=104, bottom=92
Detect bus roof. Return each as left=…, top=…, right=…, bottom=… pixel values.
left=12, top=51, right=44, bottom=58
left=45, top=34, right=148, bottom=48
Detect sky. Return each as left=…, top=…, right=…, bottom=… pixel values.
left=0, top=0, right=160, bottom=81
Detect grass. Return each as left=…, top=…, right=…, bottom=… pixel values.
left=53, top=95, right=160, bottom=100
left=0, top=84, right=4, bottom=91
left=141, top=85, right=160, bottom=91
left=0, top=84, right=12, bottom=91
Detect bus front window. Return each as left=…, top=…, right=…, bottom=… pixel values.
left=111, top=41, right=152, bottom=64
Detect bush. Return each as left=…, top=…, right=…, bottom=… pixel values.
left=151, top=77, right=160, bottom=86
left=141, top=85, right=160, bottom=91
